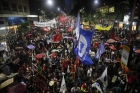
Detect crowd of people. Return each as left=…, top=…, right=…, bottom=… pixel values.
left=0, top=21, right=140, bottom=93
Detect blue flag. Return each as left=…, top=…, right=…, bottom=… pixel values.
left=75, top=28, right=94, bottom=65
left=96, top=42, right=105, bottom=59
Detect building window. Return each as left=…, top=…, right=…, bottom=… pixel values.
left=2, top=1, right=10, bottom=11
left=0, top=21, right=4, bottom=24
left=23, top=6, right=27, bottom=12
left=18, top=5, right=22, bottom=12
left=11, top=3, right=17, bottom=12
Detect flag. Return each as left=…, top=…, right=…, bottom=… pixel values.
left=60, top=74, right=67, bottom=92
left=99, top=67, right=108, bottom=87
left=53, top=33, right=61, bottom=42
left=96, top=42, right=105, bottom=59
left=75, top=28, right=94, bottom=65
left=92, top=82, right=103, bottom=93
left=74, top=12, right=80, bottom=40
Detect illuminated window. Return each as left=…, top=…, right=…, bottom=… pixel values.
left=109, top=7, right=114, bottom=12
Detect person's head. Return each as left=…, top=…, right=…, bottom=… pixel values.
left=109, top=89, right=115, bottom=93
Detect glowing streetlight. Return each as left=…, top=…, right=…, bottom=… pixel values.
left=47, top=0, right=53, bottom=6
left=95, top=0, right=98, bottom=4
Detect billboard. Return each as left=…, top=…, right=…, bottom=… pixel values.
left=7, top=17, right=26, bottom=26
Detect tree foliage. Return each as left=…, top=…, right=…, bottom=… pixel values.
left=17, top=21, right=30, bottom=34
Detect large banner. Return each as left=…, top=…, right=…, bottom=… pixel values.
left=95, top=25, right=112, bottom=31
left=121, top=45, right=130, bottom=68
left=34, top=19, right=57, bottom=27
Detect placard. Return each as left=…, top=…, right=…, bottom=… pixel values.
left=121, top=45, right=130, bottom=68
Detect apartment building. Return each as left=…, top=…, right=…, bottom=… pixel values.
left=0, top=0, right=37, bottom=37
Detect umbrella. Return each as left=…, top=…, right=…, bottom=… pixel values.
left=27, top=34, right=32, bottom=36
left=135, top=50, right=140, bottom=53
left=0, top=46, right=5, bottom=51
left=36, top=54, right=45, bottom=59
left=15, top=47, right=23, bottom=50
left=7, top=82, right=26, bottom=93
left=106, top=39, right=116, bottom=43
left=109, top=46, right=116, bottom=50
left=27, top=45, right=35, bottom=49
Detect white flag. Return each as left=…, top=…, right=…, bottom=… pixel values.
left=60, top=75, right=67, bottom=92
left=99, top=67, right=108, bottom=87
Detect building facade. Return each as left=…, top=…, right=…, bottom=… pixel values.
left=0, top=0, right=30, bottom=16
left=0, top=0, right=37, bottom=38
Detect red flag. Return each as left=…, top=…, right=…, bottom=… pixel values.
left=53, top=33, right=61, bottom=42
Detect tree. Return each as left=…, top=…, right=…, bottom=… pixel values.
left=17, top=21, right=30, bottom=34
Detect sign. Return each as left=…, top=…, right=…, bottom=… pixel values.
left=34, top=19, right=57, bottom=27
left=121, top=45, right=130, bottom=68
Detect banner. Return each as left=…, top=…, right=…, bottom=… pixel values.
left=95, top=25, right=112, bottom=31
left=75, top=28, right=94, bottom=65
left=34, top=19, right=57, bottom=27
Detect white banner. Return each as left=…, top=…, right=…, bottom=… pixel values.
left=34, top=19, right=57, bottom=27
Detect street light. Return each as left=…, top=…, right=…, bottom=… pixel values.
left=47, top=0, right=53, bottom=6
left=57, top=7, right=60, bottom=11
left=94, top=0, right=98, bottom=4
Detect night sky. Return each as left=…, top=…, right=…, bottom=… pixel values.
left=28, top=0, right=139, bottom=16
